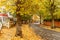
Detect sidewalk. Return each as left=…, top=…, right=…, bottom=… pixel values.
left=40, top=25, right=60, bottom=32
left=0, top=24, right=43, bottom=40
left=30, top=24, right=60, bottom=40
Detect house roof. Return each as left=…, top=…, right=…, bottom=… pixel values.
left=0, top=13, right=8, bottom=17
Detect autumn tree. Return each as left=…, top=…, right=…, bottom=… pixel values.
left=15, top=0, right=36, bottom=37
left=40, top=0, right=58, bottom=28
left=38, top=10, right=44, bottom=25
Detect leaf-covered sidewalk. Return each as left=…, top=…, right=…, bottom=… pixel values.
left=0, top=24, right=43, bottom=40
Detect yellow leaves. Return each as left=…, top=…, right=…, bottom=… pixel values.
left=14, top=0, right=17, bottom=2
left=0, top=3, right=2, bottom=6
left=5, top=5, right=9, bottom=9
left=0, top=0, right=7, bottom=2
left=20, top=8, right=25, bottom=12
left=20, top=13, right=24, bottom=15
left=0, top=0, right=40, bottom=15
left=0, top=0, right=45, bottom=15
left=7, top=1, right=12, bottom=5
left=0, top=0, right=16, bottom=13
left=7, top=0, right=15, bottom=5
left=11, top=6, right=16, bottom=11
left=21, top=24, right=41, bottom=40
left=0, top=0, right=7, bottom=5
left=0, top=10, right=2, bottom=12
left=32, top=0, right=39, bottom=4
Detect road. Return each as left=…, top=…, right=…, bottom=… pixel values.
left=30, top=23, right=60, bottom=40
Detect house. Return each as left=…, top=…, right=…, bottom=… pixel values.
left=0, top=13, right=10, bottom=29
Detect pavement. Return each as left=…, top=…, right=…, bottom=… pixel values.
left=0, top=24, right=42, bottom=40
left=30, top=23, right=60, bottom=40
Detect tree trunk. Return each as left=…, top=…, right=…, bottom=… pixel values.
left=50, top=0, right=55, bottom=29
left=15, top=14, right=23, bottom=37
left=15, top=0, right=23, bottom=37
left=51, top=19, right=55, bottom=28
left=40, top=15, right=41, bottom=25
left=51, top=13, right=55, bottom=29
left=16, top=22, right=22, bottom=37
left=40, top=14, right=44, bottom=25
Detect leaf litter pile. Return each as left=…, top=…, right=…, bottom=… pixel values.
left=0, top=24, right=43, bottom=40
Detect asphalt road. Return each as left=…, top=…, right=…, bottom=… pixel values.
left=30, top=24, right=60, bottom=40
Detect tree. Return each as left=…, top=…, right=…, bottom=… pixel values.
left=33, top=2, right=46, bottom=25
left=38, top=10, right=44, bottom=25
left=15, top=0, right=35, bottom=37
left=40, top=0, right=57, bottom=28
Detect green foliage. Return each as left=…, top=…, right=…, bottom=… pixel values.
left=44, top=15, right=52, bottom=21
left=20, top=14, right=32, bottom=21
